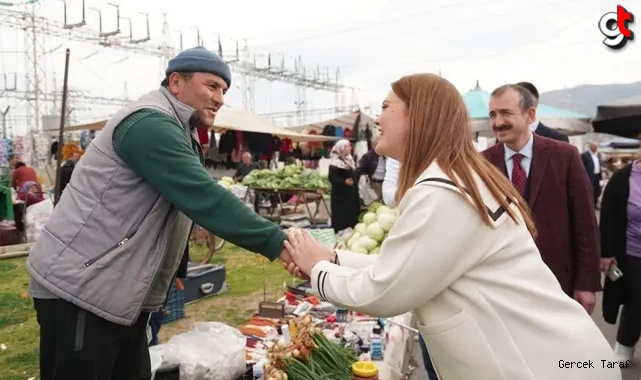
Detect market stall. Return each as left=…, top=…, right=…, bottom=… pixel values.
left=237, top=165, right=331, bottom=224
left=592, top=97, right=641, bottom=139
left=66, top=105, right=340, bottom=171
left=152, top=225, right=419, bottom=380
left=285, top=110, right=379, bottom=160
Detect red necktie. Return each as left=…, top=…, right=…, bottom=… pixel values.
left=511, top=153, right=527, bottom=196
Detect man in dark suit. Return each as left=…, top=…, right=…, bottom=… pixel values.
left=516, top=81, right=570, bottom=143
left=580, top=142, right=603, bottom=208
left=483, top=84, right=600, bottom=314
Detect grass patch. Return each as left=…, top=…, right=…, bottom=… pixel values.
left=0, top=293, right=32, bottom=328
left=0, top=243, right=294, bottom=379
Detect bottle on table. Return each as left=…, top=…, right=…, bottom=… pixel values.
left=369, top=326, right=384, bottom=360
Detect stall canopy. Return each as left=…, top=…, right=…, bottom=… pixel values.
left=286, top=110, right=377, bottom=134
left=592, top=95, right=641, bottom=138
left=464, top=82, right=592, bottom=135
left=63, top=105, right=339, bottom=142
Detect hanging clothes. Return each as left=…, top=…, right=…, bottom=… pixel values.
left=209, top=131, right=217, bottom=148
left=271, top=136, right=281, bottom=156
left=196, top=128, right=209, bottom=146
left=343, top=128, right=353, bottom=140
left=218, top=131, right=237, bottom=153
left=322, top=124, right=336, bottom=148
left=80, top=130, right=96, bottom=150
left=0, top=139, right=11, bottom=167
left=334, top=127, right=344, bottom=138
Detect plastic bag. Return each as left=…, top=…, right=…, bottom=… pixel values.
left=359, top=176, right=378, bottom=206
left=166, top=322, right=246, bottom=380
left=26, top=198, right=53, bottom=242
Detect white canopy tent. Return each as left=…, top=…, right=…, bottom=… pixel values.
left=286, top=110, right=377, bottom=134
left=61, top=105, right=339, bottom=142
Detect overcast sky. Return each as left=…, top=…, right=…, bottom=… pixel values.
left=0, top=0, right=638, bottom=134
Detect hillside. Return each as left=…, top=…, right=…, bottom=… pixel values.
left=541, top=81, right=641, bottom=116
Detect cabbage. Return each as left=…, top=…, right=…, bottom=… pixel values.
left=221, top=176, right=234, bottom=184
left=376, top=205, right=391, bottom=216
left=369, top=246, right=380, bottom=254
left=351, top=244, right=368, bottom=254
left=358, top=236, right=378, bottom=251
left=347, top=232, right=361, bottom=249
left=354, top=223, right=367, bottom=234
left=377, top=213, right=395, bottom=232
left=362, top=212, right=377, bottom=225
left=366, top=223, right=385, bottom=242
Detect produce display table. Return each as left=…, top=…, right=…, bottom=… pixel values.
left=243, top=186, right=330, bottom=224
left=238, top=280, right=418, bottom=379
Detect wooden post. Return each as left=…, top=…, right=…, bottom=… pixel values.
left=54, top=49, right=71, bottom=206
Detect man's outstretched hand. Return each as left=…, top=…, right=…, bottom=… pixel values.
left=280, top=234, right=309, bottom=281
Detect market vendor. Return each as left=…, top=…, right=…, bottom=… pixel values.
left=26, top=46, right=292, bottom=380
left=10, top=155, right=44, bottom=206
left=234, top=151, right=259, bottom=182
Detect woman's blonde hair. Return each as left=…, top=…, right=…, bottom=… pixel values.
left=392, top=74, right=537, bottom=236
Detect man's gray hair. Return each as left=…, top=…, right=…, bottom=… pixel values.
left=491, top=84, right=535, bottom=112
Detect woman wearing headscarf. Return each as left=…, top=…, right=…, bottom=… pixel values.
left=328, top=139, right=360, bottom=233
left=283, top=74, right=620, bottom=379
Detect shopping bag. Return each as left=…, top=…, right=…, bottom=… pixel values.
left=359, top=176, right=378, bottom=206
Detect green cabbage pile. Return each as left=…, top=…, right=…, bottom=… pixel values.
left=338, top=202, right=397, bottom=254
left=241, top=166, right=330, bottom=190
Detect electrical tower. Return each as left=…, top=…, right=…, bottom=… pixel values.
left=0, top=2, right=354, bottom=127
left=23, top=1, right=48, bottom=132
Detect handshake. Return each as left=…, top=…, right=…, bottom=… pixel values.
left=279, top=228, right=337, bottom=280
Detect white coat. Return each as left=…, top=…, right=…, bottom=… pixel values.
left=312, top=163, right=620, bottom=379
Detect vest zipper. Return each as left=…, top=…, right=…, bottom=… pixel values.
left=84, top=229, right=138, bottom=267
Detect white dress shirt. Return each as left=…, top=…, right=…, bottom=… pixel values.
left=382, top=158, right=400, bottom=206
left=382, top=142, right=480, bottom=207
left=504, top=133, right=534, bottom=180
left=590, top=152, right=600, bottom=174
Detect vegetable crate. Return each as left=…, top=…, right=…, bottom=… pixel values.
left=236, top=363, right=253, bottom=380
left=162, top=283, right=185, bottom=324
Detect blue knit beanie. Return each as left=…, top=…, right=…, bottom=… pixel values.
left=166, top=46, right=232, bottom=87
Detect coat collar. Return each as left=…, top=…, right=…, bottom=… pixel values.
left=485, top=134, right=550, bottom=208
left=527, top=134, right=550, bottom=208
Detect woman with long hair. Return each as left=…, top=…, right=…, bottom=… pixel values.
left=284, top=74, right=619, bottom=379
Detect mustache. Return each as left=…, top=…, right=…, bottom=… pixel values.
left=492, top=124, right=512, bottom=132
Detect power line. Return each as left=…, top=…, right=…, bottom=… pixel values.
left=249, top=0, right=476, bottom=48
left=0, top=3, right=353, bottom=128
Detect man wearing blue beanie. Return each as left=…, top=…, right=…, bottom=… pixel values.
left=27, top=47, right=291, bottom=380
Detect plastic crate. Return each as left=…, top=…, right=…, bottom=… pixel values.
left=237, top=363, right=253, bottom=380
left=162, top=284, right=185, bottom=324
left=155, top=363, right=252, bottom=380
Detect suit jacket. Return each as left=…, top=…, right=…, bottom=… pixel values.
left=357, top=149, right=380, bottom=179
left=310, top=163, right=619, bottom=380
left=581, top=151, right=602, bottom=179
left=534, top=122, right=569, bottom=143
left=483, top=135, right=601, bottom=295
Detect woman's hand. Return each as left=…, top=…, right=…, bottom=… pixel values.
left=284, top=229, right=335, bottom=276
left=345, top=178, right=354, bottom=186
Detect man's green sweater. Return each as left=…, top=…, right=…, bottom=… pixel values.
left=113, top=109, right=286, bottom=281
